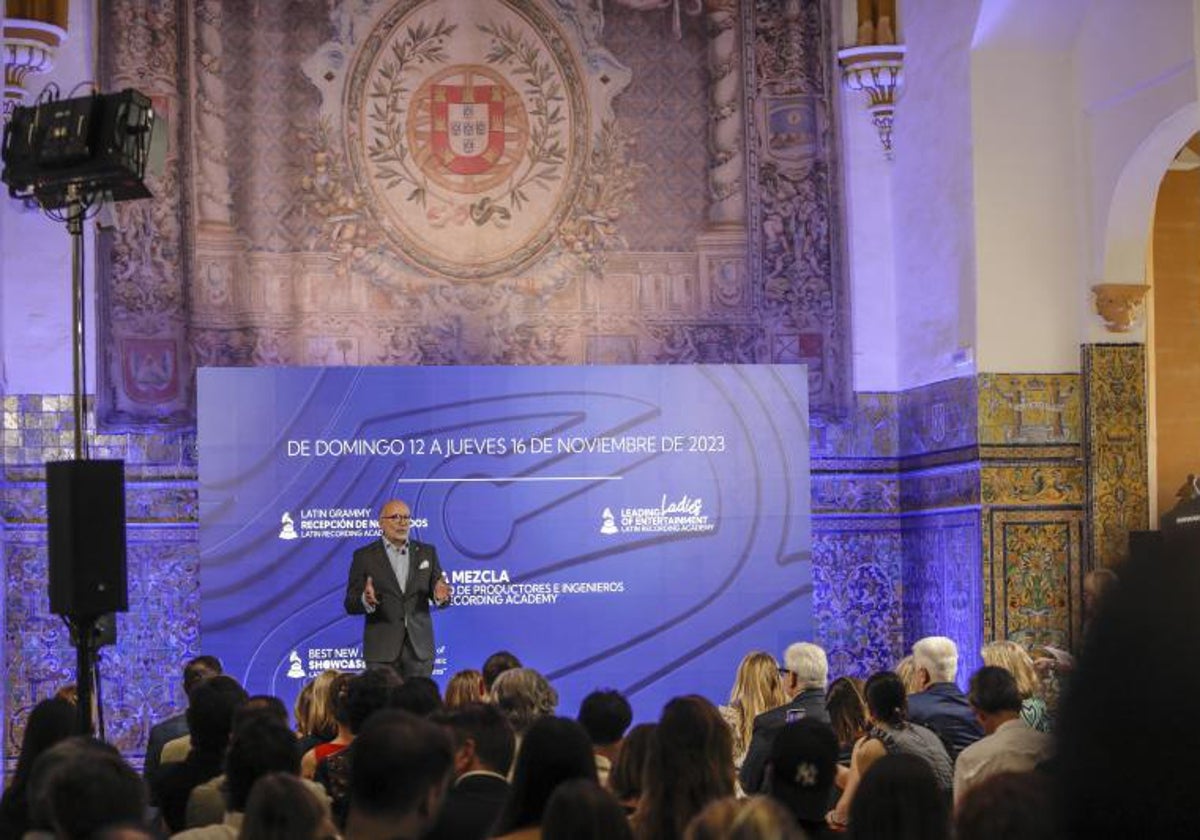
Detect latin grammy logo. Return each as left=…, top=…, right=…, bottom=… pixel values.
left=600, top=508, right=618, bottom=535
left=286, top=650, right=306, bottom=679
left=279, top=511, right=299, bottom=540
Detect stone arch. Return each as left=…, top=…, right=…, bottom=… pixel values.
left=1101, top=102, right=1200, bottom=284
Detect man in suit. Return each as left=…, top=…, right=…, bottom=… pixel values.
left=143, top=655, right=222, bottom=783
left=907, top=635, right=983, bottom=761
left=344, top=499, right=452, bottom=678
left=425, top=703, right=515, bottom=840
left=739, top=642, right=831, bottom=793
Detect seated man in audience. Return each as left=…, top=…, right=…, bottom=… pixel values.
left=343, top=709, right=454, bottom=840
left=152, top=675, right=248, bottom=833
left=173, top=713, right=304, bottom=838
left=577, top=688, right=633, bottom=787
left=186, top=696, right=329, bottom=828
left=907, top=636, right=982, bottom=761
left=765, top=718, right=839, bottom=838
left=144, top=655, right=221, bottom=783
left=739, top=641, right=831, bottom=793
left=425, top=702, right=516, bottom=840
left=953, top=666, right=1053, bottom=807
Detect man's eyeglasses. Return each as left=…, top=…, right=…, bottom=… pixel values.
left=381, top=514, right=411, bottom=522
left=777, top=667, right=791, bottom=677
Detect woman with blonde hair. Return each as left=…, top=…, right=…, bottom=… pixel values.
left=981, top=640, right=1050, bottom=732
left=491, top=667, right=559, bottom=738
left=444, top=668, right=486, bottom=708
left=893, top=656, right=921, bottom=694
left=719, top=652, right=789, bottom=769
left=300, top=672, right=355, bottom=779
left=303, top=669, right=343, bottom=745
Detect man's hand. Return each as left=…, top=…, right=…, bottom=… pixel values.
left=364, top=575, right=378, bottom=608
left=434, top=575, right=452, bottom=605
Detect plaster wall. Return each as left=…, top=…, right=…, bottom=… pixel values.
left=841, top=83, right=900, bottom=393
left=971, top=48, right=1083, bottom=373
left=0, top=0, right=96, bottom=396
left=889, top=0, right=981, bottom=390
left=1079, top=0, right=1197, bottom=343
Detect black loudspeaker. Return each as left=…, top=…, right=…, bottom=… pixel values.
left=47, top=460, right=128, bottom=616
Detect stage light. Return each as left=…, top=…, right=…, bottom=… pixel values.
left=1, top=87, right=155, bottom=209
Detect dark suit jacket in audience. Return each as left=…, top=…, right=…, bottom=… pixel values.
left=424, top=771, right=510, bottom=840
left=906, top=682, right=983, bottom=761
left=739, top=689, right=830, bottom=794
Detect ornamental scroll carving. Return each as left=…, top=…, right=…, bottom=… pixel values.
left=744, top=0, right=849, bottom=416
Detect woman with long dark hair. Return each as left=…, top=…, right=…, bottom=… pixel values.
left=0, top=697, right=79, bottom=839
left=493, top=715, right=597, bottom=839
left=634, top=695, right=735, bottom=840
left=609, top=723, right=657, bottom=815
left=542, top=778, right=634, bottom=840
left=826, top=671, right=952, bottom=832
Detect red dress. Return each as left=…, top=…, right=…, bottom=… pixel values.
left=314, top=741, right=347, bottom=764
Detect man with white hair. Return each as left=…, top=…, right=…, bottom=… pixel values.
left=739, top=642, right=831, bottom=793
left=907, top=636, right=983, bottom=761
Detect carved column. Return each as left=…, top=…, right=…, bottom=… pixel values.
left=192, top=0, right=234, bottom=228
left=695, top=0, right=749, bottom=336
left=189, top=0, right=248, bottom=333
left=704, top=0, right=744, bottom=228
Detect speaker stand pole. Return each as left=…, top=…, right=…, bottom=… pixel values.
left=67, top=179, right=95, bottom=736
left=66, top=183, right=88, bottom=460
left=93, top=645, right=107, bottom=742
left=71, top=615, right=97, bottom=735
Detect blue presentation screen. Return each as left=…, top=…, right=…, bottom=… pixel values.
left=198, top=365, right=812, bottom=721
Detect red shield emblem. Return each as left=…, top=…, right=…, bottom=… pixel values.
left=121, top=338, right=179, bottom=404
left=430, top=83, right=506, bottom=175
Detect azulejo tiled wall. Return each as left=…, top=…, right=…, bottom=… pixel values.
left=1083, top=345, right=1150, bottom=569
left=978, top=374, right=1086, bottom=652
left=810, top=393, right=900, bottom=677
left=0, top=396, right=197, bottom=772
left=813, top=369, right=1113, bottom=681
left=811, top=378, right=985, bottom=681
left=896, top=378, right=983, bottom=682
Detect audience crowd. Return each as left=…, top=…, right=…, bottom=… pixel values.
left=3, top=549, right=1191, bottom=839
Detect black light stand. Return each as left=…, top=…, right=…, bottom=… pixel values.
left=3, top=88, right=155, bottom=736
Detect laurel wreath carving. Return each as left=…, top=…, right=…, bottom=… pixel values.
left=477, top=21, right=566, bottom=215
left=361, top=16, right=570, bottom=229
left=365, top=18, right=456, bottom=211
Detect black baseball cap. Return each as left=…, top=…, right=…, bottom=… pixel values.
left=765, top=718, right=839, bottom=823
